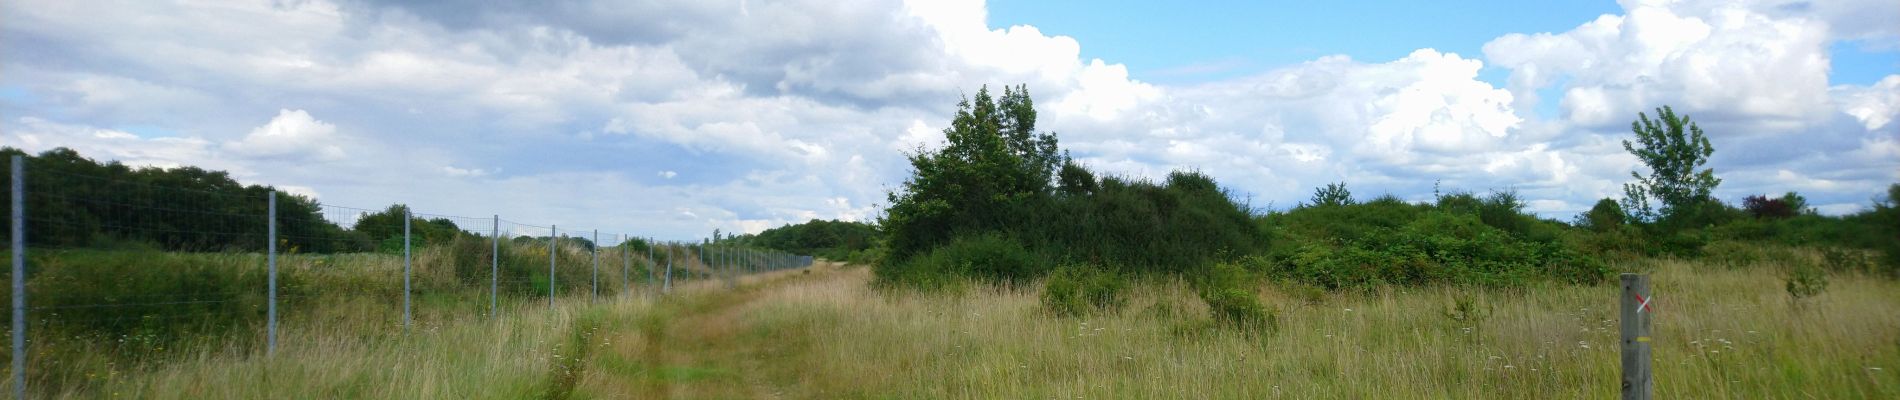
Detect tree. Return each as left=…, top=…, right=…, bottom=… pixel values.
left=1620, top=106, right=1721, bottom=228
left=1581, top=198, right=1626, bottom=231
left=882, top=85, right=1063, bottom=261
left=1308, top=182, right=1353, bottom=207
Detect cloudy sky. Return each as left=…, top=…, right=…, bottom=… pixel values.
left=3, top=0, right=1896, bottom=240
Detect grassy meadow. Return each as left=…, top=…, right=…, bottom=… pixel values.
left=10, top=254, right=1892, bottom=398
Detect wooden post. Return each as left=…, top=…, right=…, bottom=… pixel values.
left=1620, top=273, right=1652, bottom=400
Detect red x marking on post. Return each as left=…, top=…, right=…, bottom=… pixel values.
left=1634, top=294, right=1652, bottom=313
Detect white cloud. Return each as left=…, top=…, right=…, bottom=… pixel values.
left=223, top=109, right=346, bottom=161
left=1834, top=75, right=1900, bottom=131
left=1486, top=3, right=1833, bottom=130
left=3, top=0, right=1896, bottom=237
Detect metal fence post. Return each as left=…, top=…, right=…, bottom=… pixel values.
left=12, top=155, right=28, bottom=398
left=1621, top=273, right=1653, bottom=400
left=548, top=225, right=557, bottom=310
left=663, top=243, right=673, bottom=294
left=645, top=237, right=654, bottom=297
left=267, top=190, right=277, bottom=356
left=402, top=208, right=411, bottom=331
left=620, top=233, right=629, bottom=296
left=590, top=229, right=599, bottom=303
left=497, top=214, right=505, bottom=316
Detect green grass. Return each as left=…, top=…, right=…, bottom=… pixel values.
left=3, top=256, right=1895, bottom=398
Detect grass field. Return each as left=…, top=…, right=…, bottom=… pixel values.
left=9, top=256, right=1900, bottom=398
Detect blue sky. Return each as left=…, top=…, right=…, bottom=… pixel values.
left=991, top=1, right=1621, bottom=84
left=1, top=0, right=1896, bottom=240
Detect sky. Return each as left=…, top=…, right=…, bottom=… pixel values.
left=2, top=0, right=1896, bottom=241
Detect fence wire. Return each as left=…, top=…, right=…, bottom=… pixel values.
left=1, top=155, right=814, bottom=396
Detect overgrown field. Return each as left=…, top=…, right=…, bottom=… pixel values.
left=11, top=256, right=1891, bottom=398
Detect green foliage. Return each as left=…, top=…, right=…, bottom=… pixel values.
left=354, top=204, right=470, bottom=253
left=875, top=233, right=1038, bottom=290
left=1040, top=264, right=1126, bottom=317
left=1195, top=262, right=1275, bottom=332
left=1784, top=262, right=1828, bottom=300
left=1308, top=182, right=1354, bottom=207
left=5, top=250, right=284, bottom=350
left=880, top=87, right=1267, bottom=288
left=1261, top=184, right=1609, bottom=289
left=1620, top=105, right=1722, bottom=230
left=882, top=85, right=1061, bottom=263
left=749, top=219, right=879, bottom=261
left=1442, top=293, right=1492, bottom=324
left=1579, top=198, right=1627, bottom=232
left=1026, top=170, right=1268, bottom=275
left=1819, top=247, right=1872, bottom=274
left=1, top=147, right=363, bottom=253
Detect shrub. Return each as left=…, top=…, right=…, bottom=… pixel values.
left=1743, top=194, right=1796, bottom=219
left=1819, top=247, right=1871, bottom=274
left=1040, top=264, right=1126, bottom=316
left=1784, top=262, right=1828, bottom=300
left=1195, top=262, right=1275, bottom=332
left=876, top=233, right=1045, bottom=289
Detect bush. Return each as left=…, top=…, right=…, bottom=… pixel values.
left=876, top=233, right=1046, bottom=289
left=1195, top=262, right=1275, bottom=332
left=1819, top=247, right=1871, bottom=274
left=1785, top=262, right=1828, bottom=300
left=1041, top=264, right=1126, bottom=317
left=1262, top=206, right=1608, bottom=289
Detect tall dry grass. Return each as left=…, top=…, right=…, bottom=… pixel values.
left=12, top=257, right=1897, bottom=398
left=720, top=260, right=1899, bottom=398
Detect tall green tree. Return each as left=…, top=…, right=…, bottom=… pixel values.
left=882, top=85, right=1062, bottom=261
left=1620, top=105, right=1721, bottom=229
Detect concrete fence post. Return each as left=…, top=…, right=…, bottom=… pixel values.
left=267, top=190, right=278, bottom=355
left=490, top=215, right=498, bottom=317
left=12, top=155, right=27, bottom=398
left=402, top=208, right=411, bottom=331
left=590, top=229, right=599, bottom=303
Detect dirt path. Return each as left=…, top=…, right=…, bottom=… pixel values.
left=575, top=262, right=848, bottom=399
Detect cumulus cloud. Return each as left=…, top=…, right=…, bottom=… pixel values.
left=1484, top=3, right=1833, bottom=131
left=3, top=0, right=1896, bottom=240
left=224, top=109, right=346, bottom=161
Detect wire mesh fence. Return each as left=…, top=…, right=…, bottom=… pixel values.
left=0, top=154, right=814, bottom=396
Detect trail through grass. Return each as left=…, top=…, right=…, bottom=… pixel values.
left=21, top=259, right=1900, bottom=398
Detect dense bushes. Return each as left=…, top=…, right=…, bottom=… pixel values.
left=748, top=219, right=879, bottom=261
left=1040, top=264, right=1126, bottom=316
left=878, top=86, right=1266, bottom=288
left=1259, top=188, right=1610, bottom=289
left=1197, top=262, right=1275, bottom=331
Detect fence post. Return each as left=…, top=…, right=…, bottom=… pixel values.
left=497, top=214, right=505, bottom=316
left=267, top=190, right=277, bottom=356
left=1621, top=273, right=1652, bottom=400
left=548, top=225, right=557, bottom=310
left=12, top=155, right=28, bottom=398
left=663, top=243, right=673, bottom=294
left=402, top=208, right=411, bottom=331
left=621, top=234, right=629, bottom=295
left=645, top=237, right=654, bottom=297
left=590, top=229, right=599, bottom=303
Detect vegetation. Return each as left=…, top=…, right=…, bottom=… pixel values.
left=1620, top=105, right=1722, bottom=231
left=744, top=219, right=879, bottom=263
left=4, top=88, right=1898, bottom=397
left=879, top=85, right=1265, bottom=288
